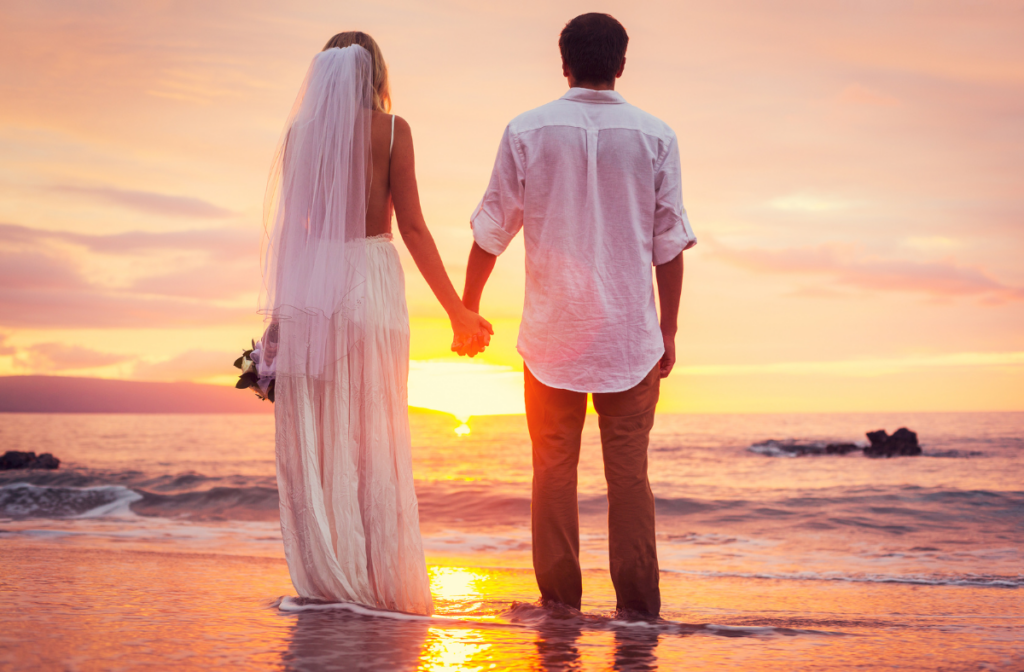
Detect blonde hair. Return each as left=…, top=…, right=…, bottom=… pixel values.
left=322, top=31, right=391, bottom=113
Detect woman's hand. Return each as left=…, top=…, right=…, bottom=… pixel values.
left=450, top=307, right=493, bottom=357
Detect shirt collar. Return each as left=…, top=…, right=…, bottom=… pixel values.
left=560, top=87, right=626, bottom=105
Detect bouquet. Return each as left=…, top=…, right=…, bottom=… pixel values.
left=233, top=337, right=275, bottom=402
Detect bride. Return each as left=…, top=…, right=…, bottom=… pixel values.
left=258, top=32, right=491, bottom=615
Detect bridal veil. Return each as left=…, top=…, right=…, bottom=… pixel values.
left=259, top=45, right=371, bottom=379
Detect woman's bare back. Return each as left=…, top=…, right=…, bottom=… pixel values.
left=365, top=111, right=395, bottom=237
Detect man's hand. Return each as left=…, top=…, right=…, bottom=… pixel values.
left=453, top=242, right=499, bottom=357
left=655, top=251, right=683, bottom=379
left=660, top=331, right=676, bottom=378
left=450, top=307, right=493, bottom=358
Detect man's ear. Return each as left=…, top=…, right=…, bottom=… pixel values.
left=562, top=58, right=571, bottom=79
left=615, top=56, right=626, bottom=79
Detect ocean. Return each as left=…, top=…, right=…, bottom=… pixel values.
left=1, top=411, right=1021, bottom=670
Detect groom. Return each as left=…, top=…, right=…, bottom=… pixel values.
left=459, top=13, right=696, bottom=618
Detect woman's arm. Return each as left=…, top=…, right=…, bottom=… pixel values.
left=389, top=116, right=492, bottom=353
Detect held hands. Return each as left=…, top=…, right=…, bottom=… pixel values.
left=450, top=306, right=493, bottom=358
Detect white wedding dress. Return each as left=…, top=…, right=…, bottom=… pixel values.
left=260, top=46, right=432, bottom=615
left=274, top=234, right=431, bottom=615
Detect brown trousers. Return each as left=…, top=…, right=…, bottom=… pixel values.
left=524, top=364, right=661, bottom=616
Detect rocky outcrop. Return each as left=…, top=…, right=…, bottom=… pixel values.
left=864, top=428, right=921, bottom=458
left=750, top=429, right=922, bottom=458
left=823, top=443, right=862, bottom=455
left=0, top=451, right=61, bottom=470
left=750, top=440, right=862, bottom=456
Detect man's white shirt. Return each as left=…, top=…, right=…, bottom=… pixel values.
left=471, top=87, right=696, bottom=393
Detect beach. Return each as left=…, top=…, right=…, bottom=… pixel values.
left=1, top=411, right=1022, bottom=670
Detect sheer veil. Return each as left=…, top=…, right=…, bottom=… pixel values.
left=258, top=45, right=373, bottom=381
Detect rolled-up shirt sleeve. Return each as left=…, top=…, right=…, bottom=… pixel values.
left=471, top=126, right=525, bottom=256
left=651, top=133, right=697, bottom=265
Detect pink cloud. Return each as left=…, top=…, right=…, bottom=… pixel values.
left=0, top=249, right=83, bottom=291
left=0, top=287, right=252, bottom=329
left=0, top=224, right=257, bottom=328
left=49, top=186, right=234, bottom=219
left=711, top=241, right=1024, bottom=303
left=131, top=263, right=257, bottom=300
left=0, top=223, right=257, bottom=261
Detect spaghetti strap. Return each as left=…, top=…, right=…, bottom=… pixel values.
left=389, top=114, right=395, bottom=157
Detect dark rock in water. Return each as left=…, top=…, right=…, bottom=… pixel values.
left=927, top=449, right=983, bottom=458
left=0, top=451, right=34, bottom=469
left=31, top=453, right=60, bottom=469
left=0, top=451, right=61, bottom=470
left=750, top=440, right=862, bottom=457
left=824, top=443, right=861, bottom=455
left=752, top=431, right=921, bottom=459
left=864, top=428, right=921, bottom=458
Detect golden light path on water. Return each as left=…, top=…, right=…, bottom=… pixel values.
left=422, top=568, right=488, bottom=670
left=419, top=567, right=620, bottom=672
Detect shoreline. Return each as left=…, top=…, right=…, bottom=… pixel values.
left=3, top=536, right=1022, bottom=671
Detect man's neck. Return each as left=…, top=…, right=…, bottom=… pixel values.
left=567, top=78, right=615, bottom=91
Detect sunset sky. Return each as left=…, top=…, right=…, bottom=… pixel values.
left=1, top=0, right=1021, bottom=415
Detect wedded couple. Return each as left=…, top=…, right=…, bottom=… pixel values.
left=258, top=13, right=696, bottom=620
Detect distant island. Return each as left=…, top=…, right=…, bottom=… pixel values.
left=0, top=376, right=275, bottom=413
left=0, top=376, right=452, bottom=415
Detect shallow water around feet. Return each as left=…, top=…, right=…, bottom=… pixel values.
left=0, top=411, right=1021, bottom=669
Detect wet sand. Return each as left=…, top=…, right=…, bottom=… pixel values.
left=3, top=537, right=1021, bottom=671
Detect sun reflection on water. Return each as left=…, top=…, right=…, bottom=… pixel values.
left=418, top=628, right=493, bottom=672
left=421, top=568, right=503, bottom=671
left=429, top=567, right=484, bottom=602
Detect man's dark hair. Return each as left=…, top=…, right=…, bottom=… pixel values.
left=558, top=13, right=629, bottom=85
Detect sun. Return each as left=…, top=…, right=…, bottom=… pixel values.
left=408, top=360, right=525, bottom=433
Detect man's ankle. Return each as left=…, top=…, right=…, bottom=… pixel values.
left=614, top=607, right=659, bottom=622
left=540, top=598, right=582, bottom=616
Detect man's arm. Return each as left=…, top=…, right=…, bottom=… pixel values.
left=458, top=125, right=524, bottom=356
left=463, top=242, right=497, bottom=313
left=455, top=242, right=498, bottom=356
left=655, top=252, right=683, bottom=378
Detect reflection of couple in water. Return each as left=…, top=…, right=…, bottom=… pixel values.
left=283, top=607, right=662, bottom=670
left=259, top=10, right=694, bottom=631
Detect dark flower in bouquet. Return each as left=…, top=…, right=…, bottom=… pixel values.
left=233, top=335, right=275, bottom=402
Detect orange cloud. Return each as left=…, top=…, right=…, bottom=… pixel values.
left=836, top=83, right=901, bottom=107
left=15, top=342, right=131, bottom=372
left=132, top=349, right=234, bottom=383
